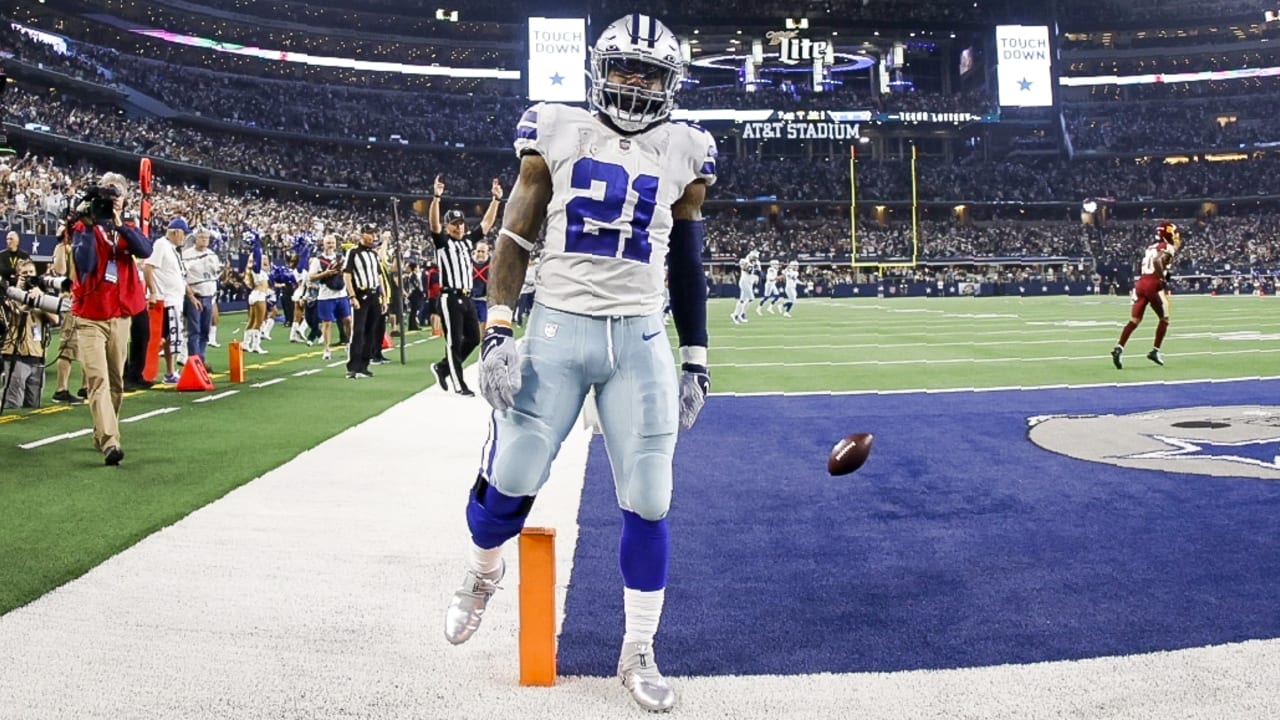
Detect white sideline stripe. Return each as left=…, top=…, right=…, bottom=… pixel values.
left=326, top=360, right=346, bottom=368
left=712, top=374, right=1280, bottom=397
left=292, top=368, right=323, bottom=376
left=19, top=428, right=93, bottom=450
left=193, top=390, right=239, bottom=403
left=713, top=347, right=1280, bottom=369
left=715, top=334, right=1280, bottom=352
left=122, top=407, right=179, bottom=423
left=716, top=321, right=1280, bottom=340
left=251, top=378, right=286, bottom=388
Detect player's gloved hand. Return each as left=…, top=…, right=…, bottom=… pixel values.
left=678, top=346, right=710, bottom=429
left=479, top=318, right=522, bottom=411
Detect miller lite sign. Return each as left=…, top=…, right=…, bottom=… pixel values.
left=766, top=30, right=831, bottom=65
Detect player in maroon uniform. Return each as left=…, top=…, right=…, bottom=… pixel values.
left=1112, top=221, right=1181, bottom=369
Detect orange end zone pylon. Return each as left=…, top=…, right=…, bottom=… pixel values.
left=228, top=340, right=245, bottom=383
left=519, top=527, right=556, bottom=687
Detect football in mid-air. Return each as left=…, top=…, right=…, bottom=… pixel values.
left=828, top=433, right=874, bottom=476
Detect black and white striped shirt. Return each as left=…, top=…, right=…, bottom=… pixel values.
left=344, top=244, right=382, bottom=294
left=432, top=226, right=482, bottom=293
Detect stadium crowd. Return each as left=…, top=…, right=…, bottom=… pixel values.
left=1065, top=95, right=1280, bottom=152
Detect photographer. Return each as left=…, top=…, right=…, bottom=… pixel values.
left=2, top=259, right=58, bottom=410
left=50, top=230, right=85, bottom=404
left=1, top=230, right=30, bottom=286
left=69, top=172, right=152, bottom=466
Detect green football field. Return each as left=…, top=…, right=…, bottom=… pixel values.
left=1, top=294, right=1275, bottom=615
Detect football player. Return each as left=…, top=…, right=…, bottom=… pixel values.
left=442, top=13, right=713, bottom=713
left=1112, top=221, right=1181, bottom=369
left=732, top=249, right=759, bottom=323
left=757, top=259, right=783, bottom=315
left=782, top=260, right=803, bottom=317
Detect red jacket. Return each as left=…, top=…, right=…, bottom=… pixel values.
left=71, top=220, right=150, bottom=321
left=426, top=266, right=442, bottom=300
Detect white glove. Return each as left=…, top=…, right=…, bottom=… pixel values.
left=478, top=324, right=522, bottom=411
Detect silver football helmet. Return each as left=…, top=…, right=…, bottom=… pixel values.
left=590, top=14, right=683, bottom=132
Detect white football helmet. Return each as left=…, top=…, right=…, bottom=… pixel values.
left=590, top=14, right=684, bottom=132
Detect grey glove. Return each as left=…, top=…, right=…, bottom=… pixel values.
left=678, top=362, right=710, bottom=429
left=478, top=325, right=522, bottom=411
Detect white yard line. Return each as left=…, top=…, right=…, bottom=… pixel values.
left=121, top=407, right=180, bottom=423
left=193, top=390, right=239, bottom=404
left=18, top=428, right=94, bottom=450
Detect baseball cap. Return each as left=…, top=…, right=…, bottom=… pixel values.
left=360, top=223, right=377, bottom=234
left=168, top=217, right=191, bottom=233
left=444, top=209, right=466, bottom=225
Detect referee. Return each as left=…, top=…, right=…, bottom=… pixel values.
left=342, top=224, right=385, bottom=379
left=429, top=174, right=503, bottom=396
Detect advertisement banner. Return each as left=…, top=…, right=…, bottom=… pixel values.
left=995, top=25, right=1053, bottom=107
left=528, top=18, right=586, bottom=103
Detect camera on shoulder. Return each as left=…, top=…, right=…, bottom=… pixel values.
left=69, top=184, right=122, bottom=225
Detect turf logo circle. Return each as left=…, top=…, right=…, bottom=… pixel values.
left=1028, top=405, right=1280, bottom=480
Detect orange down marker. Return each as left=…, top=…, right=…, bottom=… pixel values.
left=519, top=527, right=556, bottom=686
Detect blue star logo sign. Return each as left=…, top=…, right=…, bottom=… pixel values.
left=550, top=72, right=564, bottom=86
left=1018, top=77, right=1033, bottom=91
left=1126, top=435, right=1280, bottom=470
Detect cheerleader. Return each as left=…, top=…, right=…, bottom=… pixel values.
left=243, top=232, right=271, bottom=354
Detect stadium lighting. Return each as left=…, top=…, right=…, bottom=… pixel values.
left=435, top=9, right=459, bottom=22
left=1082, top=200, right=1098, bottom=214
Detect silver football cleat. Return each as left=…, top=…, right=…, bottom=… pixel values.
left=443, top=560, right=505, bottom=645
left=618, top=640, right=676, bottom=713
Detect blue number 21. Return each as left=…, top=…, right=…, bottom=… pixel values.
left=564, top=157, right=659, bottom=263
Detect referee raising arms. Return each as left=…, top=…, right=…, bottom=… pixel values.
left=342, top=224, right=386, bottom=379
left=429, top=174, right=502, bottom=396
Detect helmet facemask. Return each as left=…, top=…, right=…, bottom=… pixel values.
left=589, top=19, right=684, bottom=133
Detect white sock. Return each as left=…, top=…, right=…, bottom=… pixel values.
left=623, top=587, right=666, bottom=645
left=209, top=325, right=218, bottom=344
left=469, top=543, right=504, bottom=577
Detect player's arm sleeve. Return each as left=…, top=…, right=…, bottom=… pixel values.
left=668, top=182, right=709, bottom=351
left=514, top=103, right=548, bottom=158
left=429, top=231, right=447, bottom=250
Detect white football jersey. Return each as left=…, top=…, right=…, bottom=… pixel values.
left=766, top=266, right=779, bottom=284
left=1139, top=240, right=1173, bottom=276
left=514, top=103, right=717, bottom=316
left=739, top=257, right=757, bottom=281
left=785, top=268, right=800, bottom=289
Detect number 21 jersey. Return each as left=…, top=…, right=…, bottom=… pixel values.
left=514, top=103, right=717, bottom=316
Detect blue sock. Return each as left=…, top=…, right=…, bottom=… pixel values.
left=619, top=510, right=669, bottom=591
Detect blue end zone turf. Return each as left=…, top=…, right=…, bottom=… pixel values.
left=558, top=380, right=1280, bottom=677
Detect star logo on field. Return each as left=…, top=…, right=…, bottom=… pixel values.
left=1018, top=77, right=1033, bottom=91
left=1126, top=435, right=1280, bottom=469
left=550, top=72, right=564, bottom=85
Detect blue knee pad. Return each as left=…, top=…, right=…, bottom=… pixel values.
left=466, top=477, right=534, bottom=549
left=620, top=510, right=669, bottom=591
